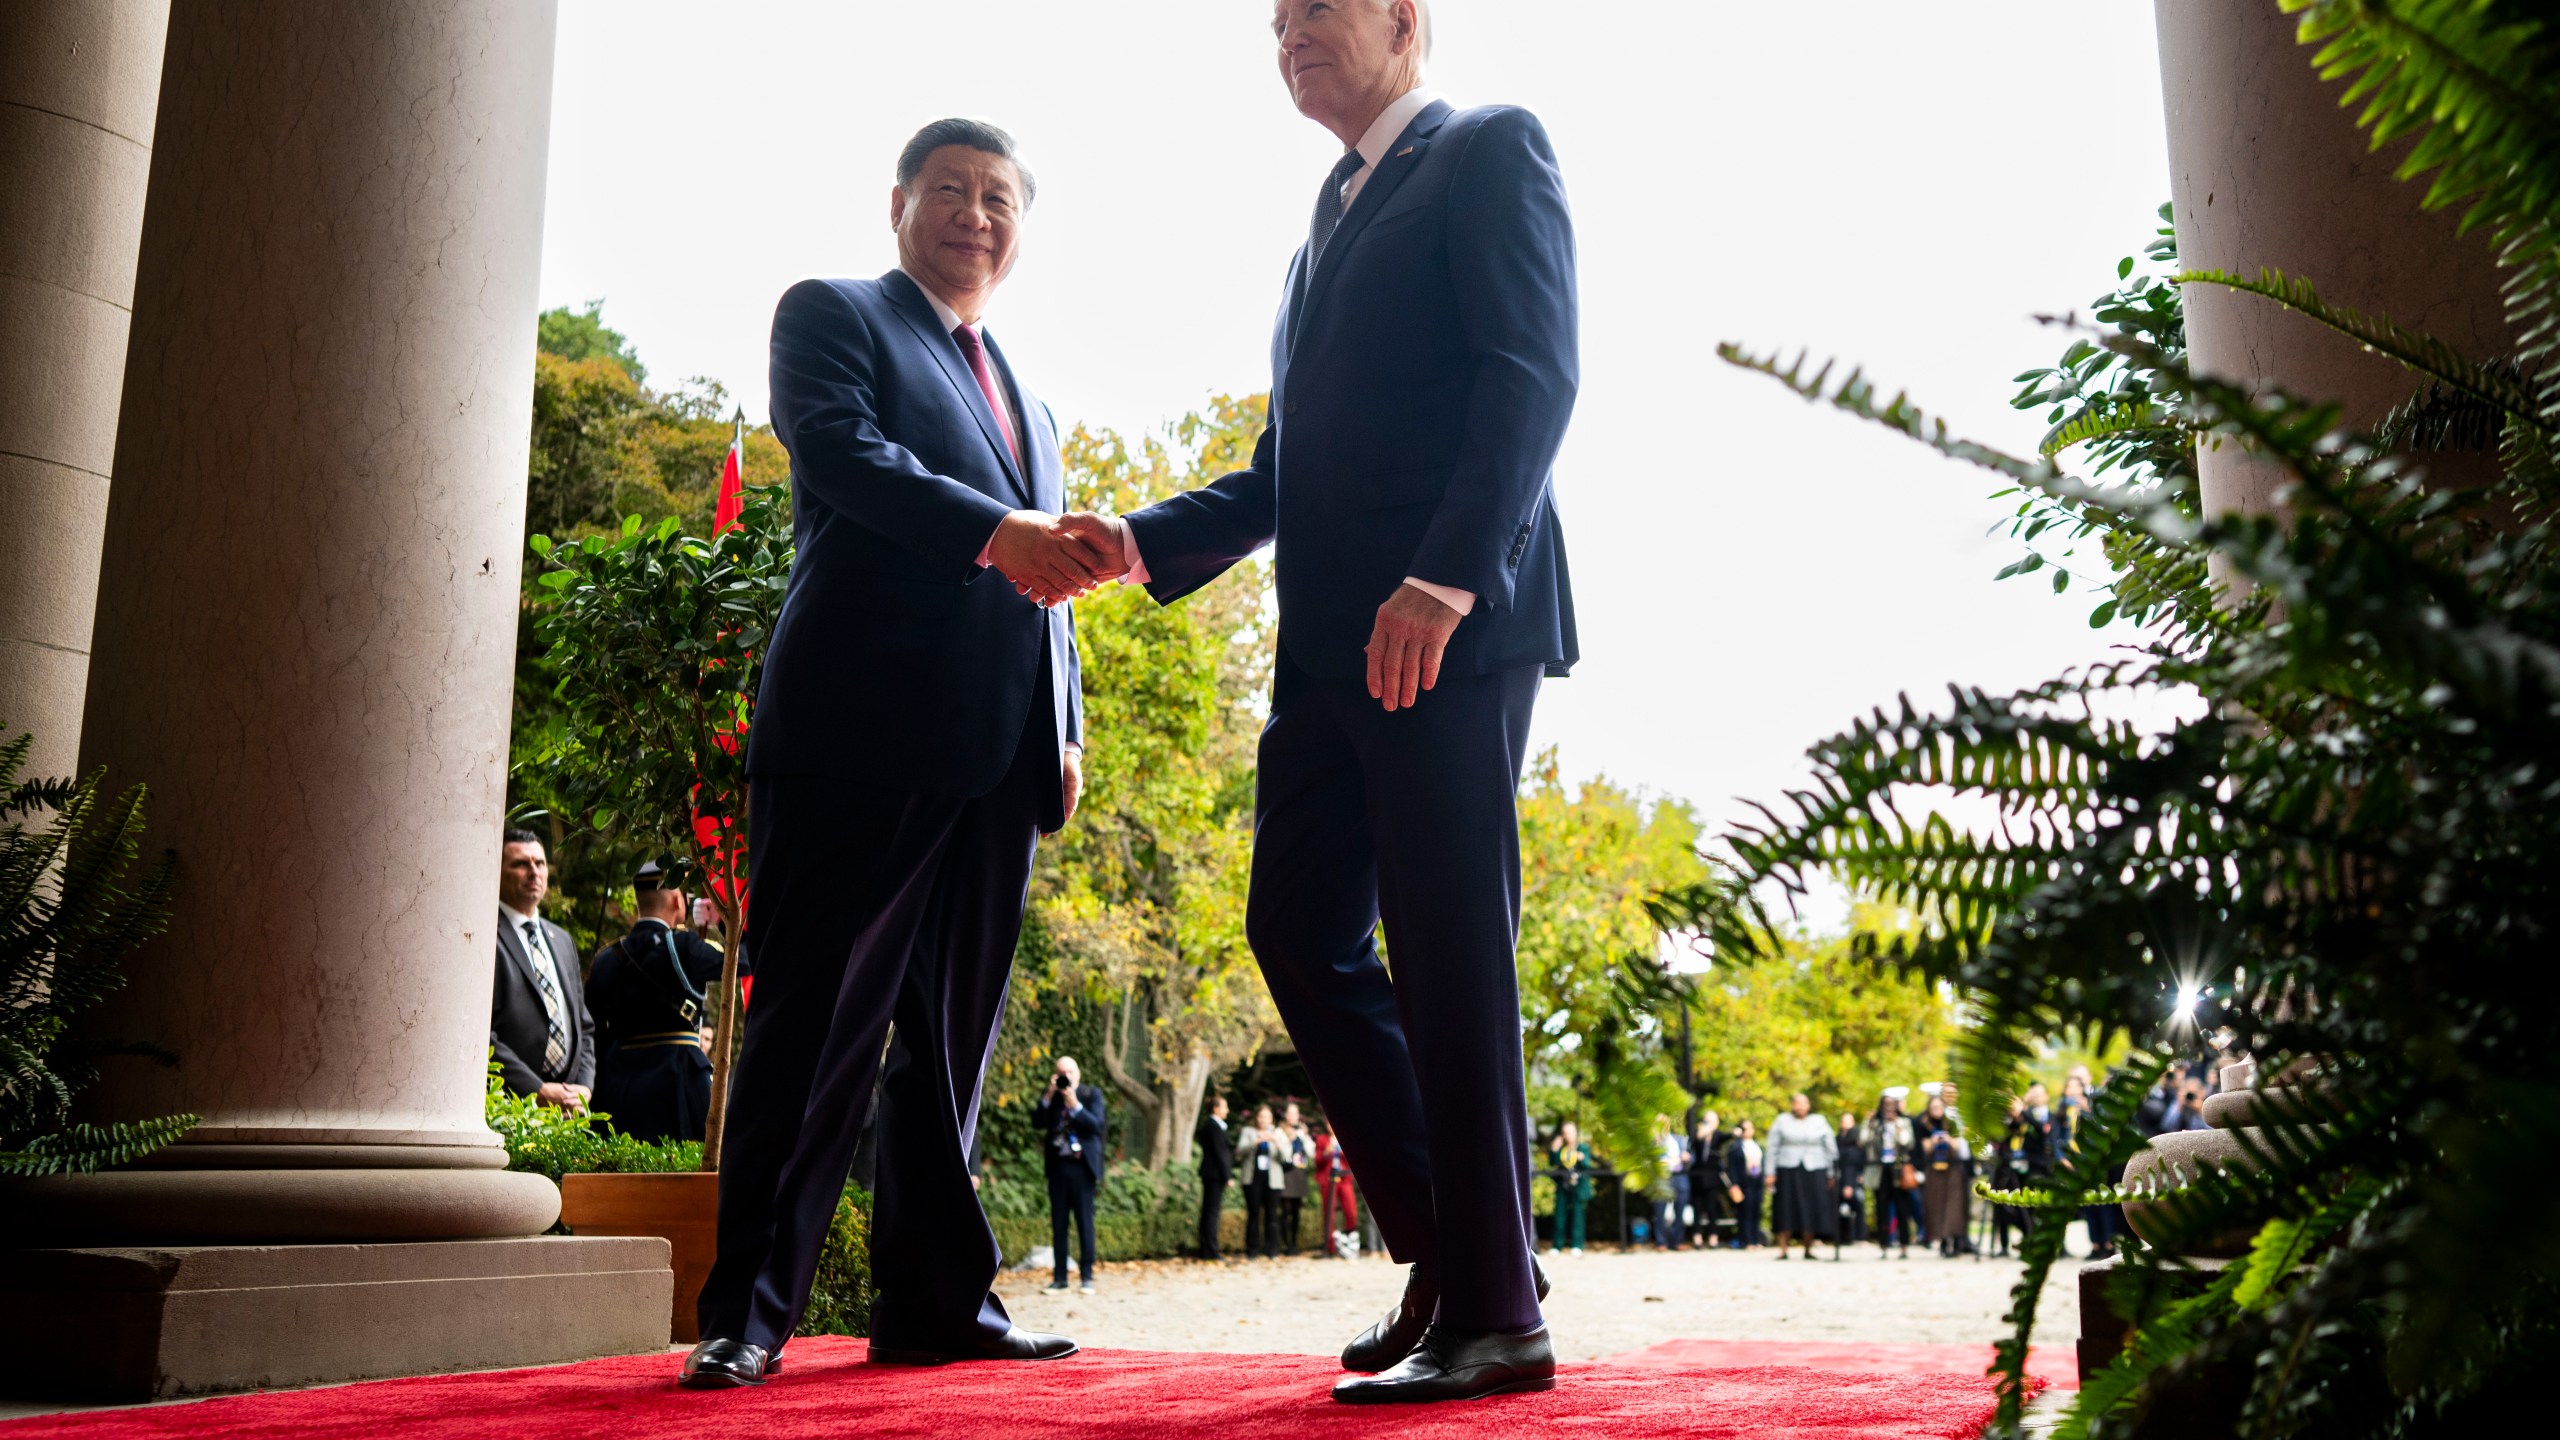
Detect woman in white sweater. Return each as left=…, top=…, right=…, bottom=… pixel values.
left=1765, top=1093, right=1839, bottom=1259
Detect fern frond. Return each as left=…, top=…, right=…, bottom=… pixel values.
left=2041, top=399, right=2189, bottom=458
left=2178, top=266, right=2545, bottom=432
left=0, top=1114, right=198, bottom=1176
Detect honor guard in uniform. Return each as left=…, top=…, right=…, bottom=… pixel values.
left=587, top=861, right=729, bottom=1143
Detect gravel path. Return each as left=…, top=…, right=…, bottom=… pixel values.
left=994, top=1235, right=2089, bottom=1364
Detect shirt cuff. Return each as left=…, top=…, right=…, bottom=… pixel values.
left=1114, top=517, right=1150, bottom=585
left=1402, top=577, right=1476, bottom=616
left=976, top=513, right=1019, bottom=569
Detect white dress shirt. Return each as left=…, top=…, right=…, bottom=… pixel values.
left=1108, top=85, right=1477, bottom=620
left=503, top=903, right=563, bottom=988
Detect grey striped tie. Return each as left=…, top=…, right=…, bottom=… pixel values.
left=1307, top=149, right=1369, bottom=272
left=525, top=919, right=568, bottom=1074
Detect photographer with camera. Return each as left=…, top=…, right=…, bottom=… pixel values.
left=1035, top=1056, right=1107, bottom=1294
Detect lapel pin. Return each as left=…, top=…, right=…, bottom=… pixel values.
left=1395, top=146, right=1415, bottom=158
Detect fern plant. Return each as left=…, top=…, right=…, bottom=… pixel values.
left=0, top=729, right=191, bottom=1176
left=1651, top=3, right=2560, bottom=1435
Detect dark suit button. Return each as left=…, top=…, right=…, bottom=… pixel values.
left=1285, top=399, right=1299, bottom=416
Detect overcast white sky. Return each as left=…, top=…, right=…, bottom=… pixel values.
left=538, top=1, right=2176, bottom=850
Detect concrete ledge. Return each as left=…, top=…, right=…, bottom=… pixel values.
left=0, top=1236, right=672, bottom=1401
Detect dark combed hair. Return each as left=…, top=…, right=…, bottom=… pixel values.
left=502, top=827, right=541, bottom=849
left=895, top=117, right=1035, bottom=205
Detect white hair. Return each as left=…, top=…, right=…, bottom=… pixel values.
left=1363, top=0, right=1432, bottom=65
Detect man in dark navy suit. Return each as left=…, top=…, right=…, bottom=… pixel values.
left=682, top=117, right=1115, bottom=1389
left=1065, top=0, right=1576, bottom=1405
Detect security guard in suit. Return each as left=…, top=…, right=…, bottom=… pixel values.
left=587, top=862, right=728, bottom=1143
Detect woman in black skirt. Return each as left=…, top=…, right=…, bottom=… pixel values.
left=1764, top=1092, right=1838, bottom=1259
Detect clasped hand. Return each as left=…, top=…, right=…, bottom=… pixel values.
left=988, top=510, right=1129, bottom=606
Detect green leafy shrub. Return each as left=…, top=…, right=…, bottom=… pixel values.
left=1653, top=3, right=2560, bottom=1435
left=0, top=730, right=188, bottom=1176
left=799, top=1186, right=875, bottom=1337
left=484, top=1060, right=700, bottom=1181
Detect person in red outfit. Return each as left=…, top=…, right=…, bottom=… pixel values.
left=1314, top=1121, right=1359, bottom=1254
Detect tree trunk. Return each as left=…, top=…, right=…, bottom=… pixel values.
left=1098, top=984, right=1162, bottom=1163
left=1149, top=1083, right=1176, bottom=1170
left=698, top=893, right=743, bottom=1172
left=1164, top=1050, right=1213, bottom=1168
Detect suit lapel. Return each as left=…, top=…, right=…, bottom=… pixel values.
left=497, top=910, right=543, bottom=994
left=1292, top=99, right=1451, bottom=352
left=883, top=270, right=1033, bottom=506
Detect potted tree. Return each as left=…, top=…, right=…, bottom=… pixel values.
left=519, top=483, right=787, bottom=1341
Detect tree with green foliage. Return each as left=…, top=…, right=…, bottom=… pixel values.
left=1658, top=3, right=2560, bottom=1432
left=1513, top=757, right=1707, bottom=1180
left=518, top=484, right=793, bottom=1170
left=514, top=305, right=789, bottom=957
left=537, top=299, right=648, bottom=381
left=1686, top=908, right=1958, bottom=1136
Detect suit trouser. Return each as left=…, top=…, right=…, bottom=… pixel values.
left=696, top=747, right=1042, bottom=1353
left=1245, top=649, right=1542, bottom=1331
left=1047, top=1164, right=1097, bottom=1284
left=1197, top=1171, right=1226, bottom=1257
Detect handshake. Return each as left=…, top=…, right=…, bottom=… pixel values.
left=987, top=509, right=1133, bottom=607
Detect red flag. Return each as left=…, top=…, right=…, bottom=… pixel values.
left=713, top=407, right=746, bottom=534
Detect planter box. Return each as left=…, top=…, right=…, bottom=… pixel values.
left=560, top=1171, right=719, bottom=1343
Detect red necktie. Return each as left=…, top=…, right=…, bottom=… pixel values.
left=952, top=324, right=1022, bottom=471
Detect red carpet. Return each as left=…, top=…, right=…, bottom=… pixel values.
left=0, top=1339, right=2029, bottom=1439
left=1608, top=1339, right=2079, bottom=1390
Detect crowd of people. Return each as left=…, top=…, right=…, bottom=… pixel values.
left=1541, top=1060, right=2232, bottom=1261
left=1191, top=1094, right=1366, bottom=1265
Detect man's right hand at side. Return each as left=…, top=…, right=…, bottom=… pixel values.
left=988, top=510, right=1116, bottom=606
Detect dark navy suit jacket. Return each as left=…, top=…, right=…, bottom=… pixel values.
left=1123, top=100, right=1578, bottom=679
left=754, top=270, right=1082, bottom=821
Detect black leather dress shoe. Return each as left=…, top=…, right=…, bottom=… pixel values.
left=1333, top=1324, right=1556, bottom=1404
left=1340, top=1256, right=1551, bottom=1372
left=679, top=1337, right=774, bottom=1389
left=868, top=1327, right=1079, bottom=1366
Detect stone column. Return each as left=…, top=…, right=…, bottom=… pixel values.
left=48, top=0, right=561, bottom=1240
left=2154, top=0, right=2516, bottom=519
left=0, top=1, right=168, bottom=777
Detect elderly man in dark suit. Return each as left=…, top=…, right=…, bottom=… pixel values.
left=491, top=829, right=595, bottom=1110
left=1033, top=1056, right=1106, bottom=1294
left=1063, top=0, right=1574, bottom=1404
left=681, top=117, right=1113, bottom=1390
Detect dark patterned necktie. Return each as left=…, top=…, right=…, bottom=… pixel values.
left=525, top=919, right=568, bottom=1074
left=1307, top=149, right=1369, bottom=271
